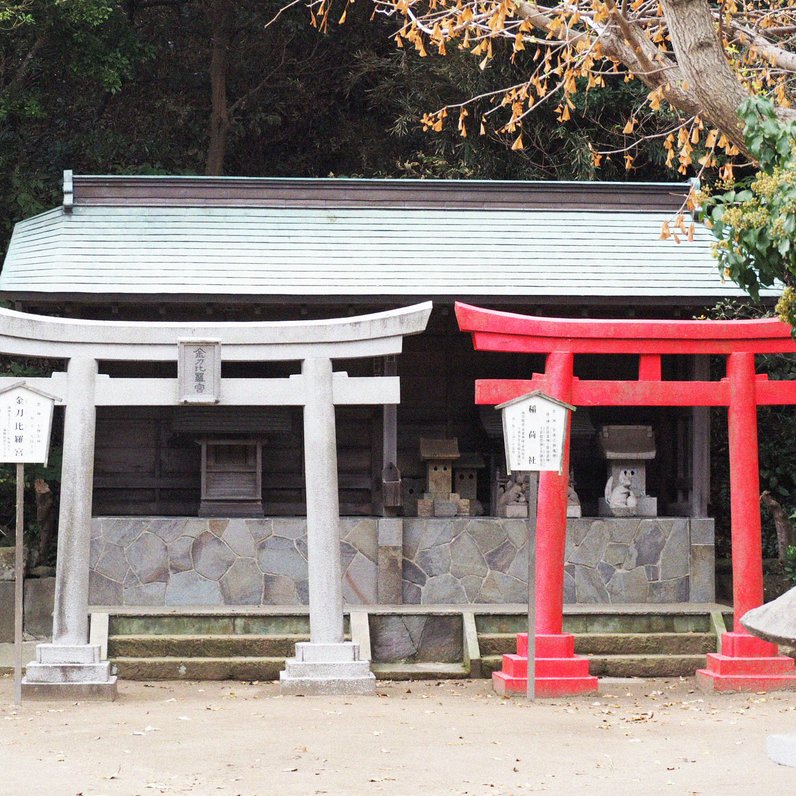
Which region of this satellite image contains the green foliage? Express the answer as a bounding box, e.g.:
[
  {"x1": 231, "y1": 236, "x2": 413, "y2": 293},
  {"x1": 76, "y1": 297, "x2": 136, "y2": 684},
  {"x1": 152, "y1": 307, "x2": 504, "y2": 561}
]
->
[
  {"x1": 703, "y1": 97, "x2": 796, "y2": 305},
  {"x1": 0, "y1": 0, "x2": 681, "y2": 261},
  {"x1": 783, "y1": 544, "x2": 796, "y2": 587}
]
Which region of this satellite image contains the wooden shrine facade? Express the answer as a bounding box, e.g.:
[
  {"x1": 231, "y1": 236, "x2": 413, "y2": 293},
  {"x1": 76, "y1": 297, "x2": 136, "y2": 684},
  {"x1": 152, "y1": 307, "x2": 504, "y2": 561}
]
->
[{"x1": 1, "y1": 173, "x2": 772, "y2": 523}]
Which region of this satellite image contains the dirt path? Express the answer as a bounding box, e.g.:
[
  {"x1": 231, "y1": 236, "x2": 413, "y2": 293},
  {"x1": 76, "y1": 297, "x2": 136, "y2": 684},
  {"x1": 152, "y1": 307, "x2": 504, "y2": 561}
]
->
[{"x1": 2, "y1": 676, "x2": 795, "y2": 795}]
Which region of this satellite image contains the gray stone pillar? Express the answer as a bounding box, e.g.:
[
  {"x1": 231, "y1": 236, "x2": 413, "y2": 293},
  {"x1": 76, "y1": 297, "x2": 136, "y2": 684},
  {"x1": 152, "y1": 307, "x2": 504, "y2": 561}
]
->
[
  {"x1": 303, "y1": 356, "x2": 344, "y2": 644},
  {"x1": 53, "y1": 357, "x2": 98, "y2": 645},
  {"x1": 23, "y1": 357, "x2": 116, "y2": 700},
  {"x1": 280, "y1": 357, "x2": 375, "y2": 695}
]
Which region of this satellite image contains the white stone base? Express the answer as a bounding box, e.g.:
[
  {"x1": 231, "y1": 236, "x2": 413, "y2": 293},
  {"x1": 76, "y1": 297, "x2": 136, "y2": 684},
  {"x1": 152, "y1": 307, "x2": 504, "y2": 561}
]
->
[
  {"x1": 768, "y1": 734, "x2": 796, "y2": 767},
  {"x1": 21, "y1": 642, "x2": 117, "y2": 698},
  {"x1": 280, "y1": 641, "x2": 376, "y2": 695}
]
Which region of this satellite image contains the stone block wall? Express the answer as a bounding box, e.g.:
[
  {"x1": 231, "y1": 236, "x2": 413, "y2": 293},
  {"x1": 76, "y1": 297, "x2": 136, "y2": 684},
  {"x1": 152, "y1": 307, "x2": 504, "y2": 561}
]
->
[
  {"x1": 89, "y1": 517, "x2": 378, "y2": 607},
  {"x1": 89, "y1": 514, "x2": 714, "y2": 607},
  {"x1": 402, "y1": 517, "x2": 715, "y2": 605}
]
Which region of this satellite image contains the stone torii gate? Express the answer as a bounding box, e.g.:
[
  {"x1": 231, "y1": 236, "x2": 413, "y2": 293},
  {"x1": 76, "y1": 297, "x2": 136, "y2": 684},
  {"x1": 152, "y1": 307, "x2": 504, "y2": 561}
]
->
[
  {"x1": 0, "y1": 303, "x2": 431, "y2": 699},
  {"x1": 456, "y1": 301, "x2": 796, "y2": 695}
]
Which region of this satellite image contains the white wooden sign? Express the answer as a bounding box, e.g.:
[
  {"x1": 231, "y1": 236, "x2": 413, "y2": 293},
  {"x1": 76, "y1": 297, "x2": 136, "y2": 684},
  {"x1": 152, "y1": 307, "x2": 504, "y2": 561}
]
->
[
  {"x1": 497, "y1": 390, "x2": 574, "y2": 474},
  {"x1": 178, "y1": 340, "x2": 221, "y2": 404},
  {"x1": 0, "y1": 383, "x2": 57, "y2": 465}
]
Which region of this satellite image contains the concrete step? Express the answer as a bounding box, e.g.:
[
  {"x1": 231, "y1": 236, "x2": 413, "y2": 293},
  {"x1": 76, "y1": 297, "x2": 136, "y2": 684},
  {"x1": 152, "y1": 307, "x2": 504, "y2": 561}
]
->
[
  {"x1": 479, "y1": 631, "x2": 716, "y2": 657},
  {"x1": 482, "y1": 653, "x2": 709, "y2": 678},
  {"x1": 371, "y1": 662, "x2": 470, "y2": 681},
  {"x1": 113, "y1": 656, "x2": 287, "y2": 681},
  {"x1": 108, "y1": 633, "x2": 308, "y2": 658}
]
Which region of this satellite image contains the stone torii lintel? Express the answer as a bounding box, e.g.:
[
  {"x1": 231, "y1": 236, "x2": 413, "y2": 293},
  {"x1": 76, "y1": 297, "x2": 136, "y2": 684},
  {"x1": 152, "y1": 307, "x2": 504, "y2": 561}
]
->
[{"x1": 0, "y1": 302, "x2": 432, "y2": 361}]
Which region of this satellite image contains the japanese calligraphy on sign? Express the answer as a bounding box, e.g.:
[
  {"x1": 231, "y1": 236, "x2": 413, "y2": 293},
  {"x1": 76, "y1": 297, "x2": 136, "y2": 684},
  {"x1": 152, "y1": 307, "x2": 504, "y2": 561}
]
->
[
  {"x1": 178, "y1": 340, "x2": 221, "y2": 404},
  {"x1": 497, "y1": 390, "x2": 574, "y2": 474},
  {"x1": 0, "y1": 383, "x2": 57, "y2": 465}
]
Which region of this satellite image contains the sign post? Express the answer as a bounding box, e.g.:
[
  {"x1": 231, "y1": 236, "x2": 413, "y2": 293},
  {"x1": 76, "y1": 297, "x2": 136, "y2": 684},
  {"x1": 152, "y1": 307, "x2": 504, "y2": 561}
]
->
[
  {"x1": 497, "y1": 390, "x2": 574, "y2": 701},
  {"x1": 0, "y1": 383, "x2": 57, "y2": 705}
]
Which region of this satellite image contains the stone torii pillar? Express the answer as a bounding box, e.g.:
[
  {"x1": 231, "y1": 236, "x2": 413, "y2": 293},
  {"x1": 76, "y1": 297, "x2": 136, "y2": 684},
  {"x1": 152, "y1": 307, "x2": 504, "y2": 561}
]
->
[
  {"x1": 0, "y1": 302, "x2": 431, "y2": 700},
  {"x1": 278, "y1": 357, "x2": 374, "y2": 694}
]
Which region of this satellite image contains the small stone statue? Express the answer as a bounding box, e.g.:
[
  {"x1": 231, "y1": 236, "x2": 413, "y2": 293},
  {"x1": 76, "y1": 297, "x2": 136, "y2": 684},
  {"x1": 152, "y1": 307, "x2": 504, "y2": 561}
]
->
[
  {"x1": 497, "y1": 475, "x2": 528, "y2": 518},
  {"x1": 498, "y1": 476, "x2": 527, "y2": 508},
  {"x1": 567, "y1": 470, "x2": 581, "y2": 518},
  {"x1": 604, "y1": 469, "x2": 638, "y2": 509}
]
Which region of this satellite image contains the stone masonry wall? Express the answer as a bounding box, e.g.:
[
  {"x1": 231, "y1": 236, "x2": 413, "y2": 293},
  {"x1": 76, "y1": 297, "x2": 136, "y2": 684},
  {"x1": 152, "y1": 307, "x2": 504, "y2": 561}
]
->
[
  {"x1": 89, "y1": 517, "x2": 378, "y2": 607},
  {"x1": 402, "y1": 517, "x2": 715, "y2": 605},
  {"x1": 90, "y1": 515, "x2": 714, "y2": 607}
]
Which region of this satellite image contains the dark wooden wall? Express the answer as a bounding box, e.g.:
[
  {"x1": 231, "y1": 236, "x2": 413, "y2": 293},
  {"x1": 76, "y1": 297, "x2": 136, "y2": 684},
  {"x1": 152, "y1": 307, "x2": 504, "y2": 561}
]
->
[{"x1": 91, "y1": 309, "x2": 696, "y2": 517}]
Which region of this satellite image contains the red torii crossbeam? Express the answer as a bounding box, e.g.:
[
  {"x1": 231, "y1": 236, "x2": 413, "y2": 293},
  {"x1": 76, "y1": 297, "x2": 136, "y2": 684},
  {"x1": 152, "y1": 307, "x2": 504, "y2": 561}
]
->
[{"x1": 456, "y1": 301, "x2": 796, "y2": 696}]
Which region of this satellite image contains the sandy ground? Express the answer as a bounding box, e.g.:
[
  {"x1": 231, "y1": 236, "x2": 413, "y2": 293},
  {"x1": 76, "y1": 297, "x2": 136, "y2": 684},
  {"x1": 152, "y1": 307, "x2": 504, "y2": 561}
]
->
[{"x1": 1, "y1": 675, "x2": 796, "y2": 796}]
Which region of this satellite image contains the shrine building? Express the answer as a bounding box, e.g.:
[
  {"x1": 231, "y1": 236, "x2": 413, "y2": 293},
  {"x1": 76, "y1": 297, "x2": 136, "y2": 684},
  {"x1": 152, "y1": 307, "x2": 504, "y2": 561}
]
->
[{"x1": 0, "y1": 173, "x2": 773, "y2": 616}]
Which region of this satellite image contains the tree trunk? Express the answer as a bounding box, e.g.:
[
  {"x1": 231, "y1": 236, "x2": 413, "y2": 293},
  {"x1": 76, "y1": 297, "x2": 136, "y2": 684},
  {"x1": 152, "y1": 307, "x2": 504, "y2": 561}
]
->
[
  {"x1": 34, "y1": 478, "x2": 57, "y2": 568},
  {"x1": 761, "y1": 491, "x2": 795, "y2": 561},
  {"x1": 205, "y1": 0, "x2": 232, "y2": 176},
  {"x1": 660, "y1": 0, "x2": 749, "y2": 154}
]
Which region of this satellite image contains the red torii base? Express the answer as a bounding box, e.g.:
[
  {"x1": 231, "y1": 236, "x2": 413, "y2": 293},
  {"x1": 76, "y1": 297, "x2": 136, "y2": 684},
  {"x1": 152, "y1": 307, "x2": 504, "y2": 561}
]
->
[{"x1": 456, "y1": 302, "x2": 796, "y2": 696}]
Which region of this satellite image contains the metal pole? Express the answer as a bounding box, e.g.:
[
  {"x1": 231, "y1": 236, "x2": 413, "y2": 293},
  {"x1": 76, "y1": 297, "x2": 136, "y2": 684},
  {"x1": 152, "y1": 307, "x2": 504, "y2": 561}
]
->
[
  {"x1": 13, "y1": 463, "x2": 24, "y2": 706},
  {"x1": 526, "y1": 471, "x2": 538, "y2": 702}
]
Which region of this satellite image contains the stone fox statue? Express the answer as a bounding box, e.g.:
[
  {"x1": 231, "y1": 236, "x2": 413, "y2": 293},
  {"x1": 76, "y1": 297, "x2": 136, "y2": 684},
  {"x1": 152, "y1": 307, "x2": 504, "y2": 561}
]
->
[
  {"x1": 604, "y1": 469, "x2": 637, "y2": 509},
  {"x1": 34, "y1": 478, "x2": 57, "y2": 567}
]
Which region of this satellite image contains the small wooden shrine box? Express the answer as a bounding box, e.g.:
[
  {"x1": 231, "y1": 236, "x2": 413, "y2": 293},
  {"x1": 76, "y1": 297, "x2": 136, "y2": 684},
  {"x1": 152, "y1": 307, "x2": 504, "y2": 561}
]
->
[{"x1": 199, "y1": 438, "x2": 264, "y2": 517}]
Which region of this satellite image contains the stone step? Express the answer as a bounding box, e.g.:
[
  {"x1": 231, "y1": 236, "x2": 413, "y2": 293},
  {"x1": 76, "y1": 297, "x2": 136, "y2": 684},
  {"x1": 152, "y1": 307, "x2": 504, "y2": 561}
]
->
[
  {"x1": 110, "y1": 614, "x2": 313, "y2": 637},
  {"x1": 477, "y1": 613, "x2": 721, "y2": 635},
  {"x1": 108, "y1": 633, "x2": 308, "y2": 658},
  {"x1": 588, "y1": 654, "x2": 710, "y2": 678},
  {"x1": 479, "y1": 631, "x2": 716, "y2": 657},
  {"x1": 113, "y1": 656, "x2": 288, "y2": 681},
  {"x1": 576, "y1": 633, "x2": 715, "y2": 656},
  {"x1": 482, "y1": 653, "x2": 708, "y2": 678},
  {"x1": 371, "y1": 662, "x2": 470, "y2": 681}
]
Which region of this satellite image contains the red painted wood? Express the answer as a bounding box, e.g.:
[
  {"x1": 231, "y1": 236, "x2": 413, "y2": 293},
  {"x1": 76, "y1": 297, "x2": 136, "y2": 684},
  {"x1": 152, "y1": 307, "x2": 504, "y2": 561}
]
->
[
  {"x1": 457, "y1": 302, "x2": 796, "y2": 692},
  {"x1": 727, "y1": 353, "x2": 765, "y2": 631},
  {"x1": 470, "y1": 330, "x2": 796, "y2": 355},
  {"x1": 456, "y1": 302, "x2": 796, "y2": 354},
  {"x1": 475, "y1": 378, "x2": 732, "y2": 407},
  {"x1": 638, "y1": 355, "x2": 662, "y2": 381},
  {"x1": 755, "y1": 379, "x2": 796, "y2": 405},
  {"x1": 535, "y1": 352, "x2": 573, "y2": 637}
]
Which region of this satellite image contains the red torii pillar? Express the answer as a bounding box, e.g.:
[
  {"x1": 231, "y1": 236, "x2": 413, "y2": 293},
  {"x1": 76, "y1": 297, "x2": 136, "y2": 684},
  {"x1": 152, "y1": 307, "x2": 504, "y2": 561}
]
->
[{"x1": 456, "y1": 302, "x2": 796, "y2": 696}]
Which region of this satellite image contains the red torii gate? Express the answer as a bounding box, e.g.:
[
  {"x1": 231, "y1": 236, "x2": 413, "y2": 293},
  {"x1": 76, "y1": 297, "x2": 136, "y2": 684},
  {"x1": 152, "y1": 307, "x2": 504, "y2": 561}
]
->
[{"x1": 456, "y1": 301, "x2": 796, "y2": 696}]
